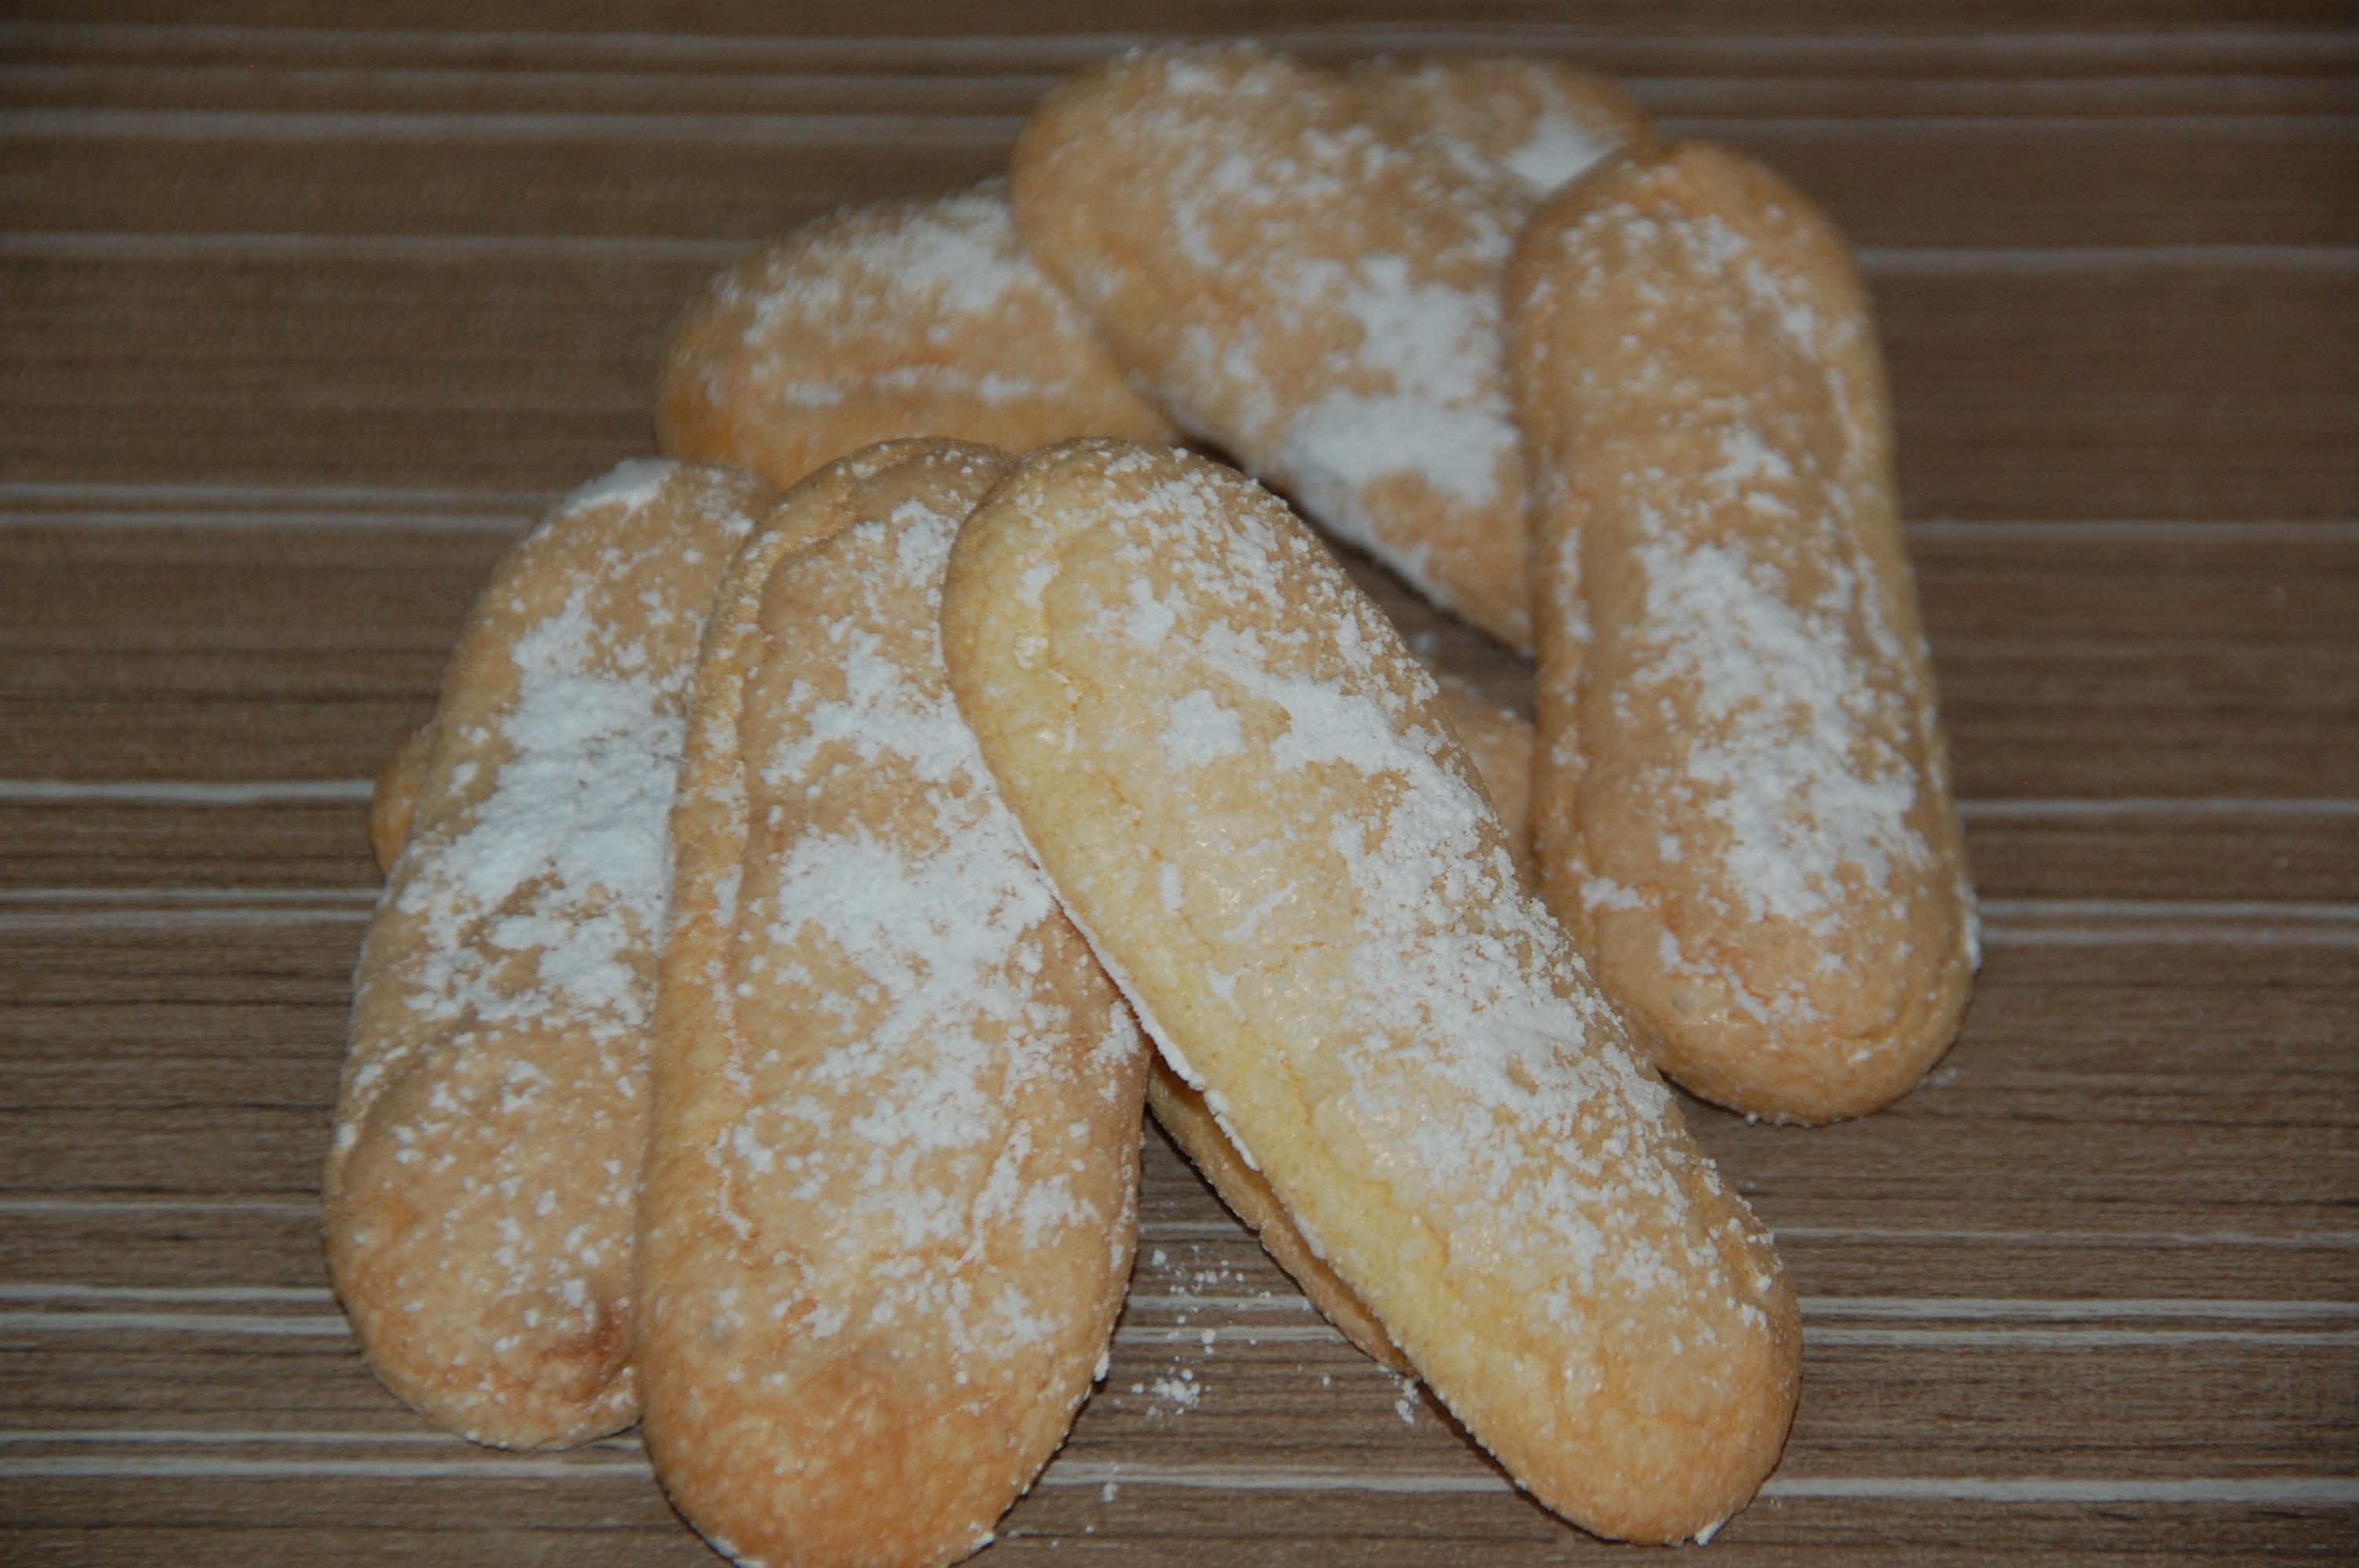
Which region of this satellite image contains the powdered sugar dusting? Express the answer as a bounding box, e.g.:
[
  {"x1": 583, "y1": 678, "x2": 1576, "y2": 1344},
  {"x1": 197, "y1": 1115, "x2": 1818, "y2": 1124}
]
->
[
  {"x1": 1022, "y1": 45, "x2": 1531, "y2": 632},
  {"x1": 394, "y1": 586, "x2": 682, "y2": 1039},
  {"x1": 1501, "y1": 113, "x2": 1618, "y2": 194},
  {"x1": 715, "y1": 183, "x2": 1122, "y2": 419},
  {"x1": 332, "y1": 463, "x2": 771, "y2": 1440},
  {"x1": 1347, "y1": 55, "x2": 1637, "y2": 205},
  {"x1": 1630, "y1": 497, "x2": 1925, "y2": 936},
  {"x1": 692, "y1": 474, "x2": 1143, "y2": 1372},
  {"x1": 1543, "y1": 171, "x2": 1944, "y2": 964},
  {"x1": 1282, "y1": 393, "x2": 1517, "y2": 532},
  {"x1": 1027, "y1": 448, "x2": 1781, "y2": 1346},
  {"x1": 555, "y1": 457, "x2": 674, "y2": 520},
  {"x1": 735, "y1": 186, "x2": 1038, "y2": 333},
  {"x1": 361, "y1": 462, "x2": 761, "y2": 1117},
  {"x1": 1511, "y1": 143, "x2": 1973, "y2": 1094},
  {"x1": 1163, "y1": 688, "x2": 1246, "y2": 766},
  {"x1": 1270, "y1": 252, "x2": 1519, "y2": 516}
]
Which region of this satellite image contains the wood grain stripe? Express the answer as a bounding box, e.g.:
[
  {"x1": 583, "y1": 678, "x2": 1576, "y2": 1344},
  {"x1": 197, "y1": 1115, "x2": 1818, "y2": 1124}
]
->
[
  {"x1": 0, "y1": 1456, "x2": 654, "y2": 1479},
  {"x1": 1656, "y1": 114, "x2": 2359, "y2": 140},
  {"x1": 2, "y1": 1452, "x2": 2350, "y2": 1507},
  {"x1": 0, "y1": 1428, "x2": 629, "y2": 1445},
  {"x1": 0, "y1": 782, "x2": 377, "y2": 804},
  {"x1": 9, "y1": 20, "x2": 2355, "y2": 71},
  {"x1": 0, "y1": 510, "x2": 540, "y2": 530},
  {"x1": 1, "y1": 108, "x2": 1027, "y2": 143},
  {"x1": 0, "y1": 482, "x2": 556, "y2": 506}
]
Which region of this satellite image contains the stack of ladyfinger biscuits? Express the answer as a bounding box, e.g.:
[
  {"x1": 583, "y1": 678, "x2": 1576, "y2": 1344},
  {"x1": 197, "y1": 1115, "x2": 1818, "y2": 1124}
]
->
[{"x1": 329, "y1": 41, "x2": 1976, "y2": 1566}]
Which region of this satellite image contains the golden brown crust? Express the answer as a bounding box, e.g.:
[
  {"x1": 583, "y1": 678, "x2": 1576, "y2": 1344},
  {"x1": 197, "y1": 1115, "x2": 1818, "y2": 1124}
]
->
[
  {"x1": 367, "y1": 722, "x2": 434, "y2": 874},
  {"x1": 656, "y1": 186, "x2": 1178, "y2": 492},
  {"x1": 1143, "y1": 1064, "x2": 1411, "y2": 1372},
  {"x1": 636, "y1": 440, "x2": 1150, "y2": 1568},
  {"x1": 1011, "y1": 45, "x2": 1545, "y2": 651},
  {"x1": 1504, "y1": 142, "x2": 1977, "y2": 1124},
  {"x1": 943, "y1": 441, "x2": 1799, "y2": 1544},
  {"x1": 326, "y1": 459, "x2": 780, "y2": 1449},
  {"x1": 1146, "y1": 669, "x2": 1531, "y2": 1371}
]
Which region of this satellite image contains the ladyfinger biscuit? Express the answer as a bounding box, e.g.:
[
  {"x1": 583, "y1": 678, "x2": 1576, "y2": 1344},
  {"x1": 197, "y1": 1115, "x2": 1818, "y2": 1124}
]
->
[
  {"x1": 942, "y1": 441, "x2": 1799, "y2": 1544},
  {"x1": 1145, "y1": 668, "x2": 1534, "y2": 1377},
  {"x1": 636, "y1": 441, "x2": 1150, "y2": 1568},
  {"x1": 1347, "y1": 56, "x2": 1650, "y2": 202},
  {"x1": 326, "y1": 459, "x2": 779, "y2": 1448},
  {"x1": 657, "y1": 185, "x2": 1178, "y2": 492},
  {"x1": 1504, "y1": 142, "x2": 1977, "y2": 1124},
  {"x1": 1012, "y1": 45, "x2": 1543, "y2": 650}
]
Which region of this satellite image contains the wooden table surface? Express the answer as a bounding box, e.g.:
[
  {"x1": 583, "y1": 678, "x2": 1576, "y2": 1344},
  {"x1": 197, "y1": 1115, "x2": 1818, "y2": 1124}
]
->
[{"x1": 4, "y1": 4, "x2": 2354, "y2": 1563}]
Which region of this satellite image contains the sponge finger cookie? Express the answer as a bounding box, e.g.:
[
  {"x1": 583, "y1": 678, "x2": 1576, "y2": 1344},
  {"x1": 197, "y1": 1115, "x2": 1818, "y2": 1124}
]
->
[
  {"x1": 1505, "y1": 142, "x2": 1976, "y2": 1123},
  {"x1": 326, "y1": 459, "x2": 778, "y2": 1448},
  {"x1": 635, "y1": 440, "x2": 1149, "y2": 1568},
  {"x1": 1012, "y1": 45, "x2": 1539, "y2": 650},
  {"x1": 657, "y1": 186, "x2": 1178, "y2": 492},
  {"x1": 1143, "y1": 668, "x2": 1534, "y2": 1375},
  {"x1": 942, "y1": 441, "x2": 1799, "y2": 1544}
]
